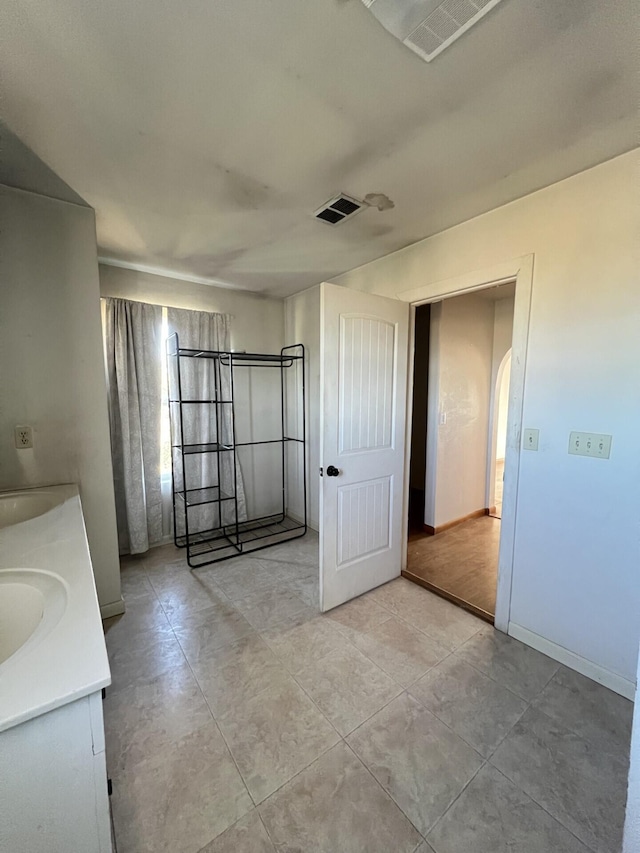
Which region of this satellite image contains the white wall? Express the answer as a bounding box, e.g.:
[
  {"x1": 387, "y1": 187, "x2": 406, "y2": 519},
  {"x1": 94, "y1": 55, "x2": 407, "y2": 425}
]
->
[
  {"x1": 487, "y1": 295, "x2": 514, "y2": 506},
  {"x1": 99, "y1": 264, "x2": 287, "y2": 522},
  {"x1": 0, "y1": 186, "x2": 121, "y2": 613},
  {"x1": 624, "y1": 641, "x2": 640, "y2": 851},
  {"x1": 99, "y1": 264, "x2": 284, "y2": 353},
  {"x1": 495, "y1": 360, "x2": 511, "y2": 459},
  {"x1": 492, "y1": 296, "x2": 515, "y2": 459},
  {"x1": 425, "y1": 292, "x2": 494, "y2": 528},
  {"x1": 284, "y1": 286, "x2": 320, "y2": 531},
  {"x1": 334, "y1": 150, "x2": 640, "y2": 689}
]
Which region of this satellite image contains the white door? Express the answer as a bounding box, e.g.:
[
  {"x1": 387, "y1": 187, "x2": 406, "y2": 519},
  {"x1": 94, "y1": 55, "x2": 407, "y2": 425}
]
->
[{"x1": 319, "y1": 282, "x2": 410, "y2": 611}]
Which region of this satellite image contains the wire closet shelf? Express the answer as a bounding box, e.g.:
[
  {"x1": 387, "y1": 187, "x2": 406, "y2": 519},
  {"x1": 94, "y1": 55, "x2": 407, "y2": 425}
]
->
[{"x1": 166, "y1": 334, "x2": 307, "y2": 568}]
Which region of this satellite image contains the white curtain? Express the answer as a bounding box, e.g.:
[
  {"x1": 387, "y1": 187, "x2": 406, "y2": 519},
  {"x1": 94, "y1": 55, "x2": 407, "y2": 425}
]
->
[
  {"x1": 103, "y1": 298, "x2": 163, "y2": 554},
  {"x1": 167, "y1": 307, "x2": 247, "y2": 536}
]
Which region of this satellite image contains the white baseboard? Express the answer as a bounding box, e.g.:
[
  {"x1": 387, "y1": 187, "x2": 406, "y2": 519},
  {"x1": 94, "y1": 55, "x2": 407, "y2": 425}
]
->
[
  {"x1": 100, "y1": 597, "x2": 125, "y2": 620},
  {"x1": 508, "y1": 622, "x2": 636, "y2": 700},
  {"x1": 284, "y1": 511, "x2": 319, "y2": 533}
]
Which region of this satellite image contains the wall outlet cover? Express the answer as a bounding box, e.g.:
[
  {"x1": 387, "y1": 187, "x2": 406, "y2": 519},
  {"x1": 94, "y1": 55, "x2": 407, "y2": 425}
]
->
[
  {"x1": 14, "y1": 425, "x2": 34, "y2": 449},
  {"x1": 523, "y1": 428, "x2": 539, "y2": 451}
]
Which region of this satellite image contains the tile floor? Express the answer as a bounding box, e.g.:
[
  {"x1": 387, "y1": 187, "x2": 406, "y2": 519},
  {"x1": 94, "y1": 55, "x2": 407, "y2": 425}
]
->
[{"x1": 104, "y1": 532, "x2": 632, "y2": 853}]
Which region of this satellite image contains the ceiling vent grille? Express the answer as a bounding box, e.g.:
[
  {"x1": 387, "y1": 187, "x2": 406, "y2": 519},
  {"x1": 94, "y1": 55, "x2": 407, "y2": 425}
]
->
[
  {"x1": 361, "y1": 0, "x2": 505, "y2": 63},
  {"x1": 314, "y1": 194, "x2": 364, "y2": 225}
]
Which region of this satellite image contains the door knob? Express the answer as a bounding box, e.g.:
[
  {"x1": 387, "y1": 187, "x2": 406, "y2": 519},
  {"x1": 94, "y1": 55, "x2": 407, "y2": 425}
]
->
[{"x1": 326, "y1": 465, "x2": 340, "y2": 477}]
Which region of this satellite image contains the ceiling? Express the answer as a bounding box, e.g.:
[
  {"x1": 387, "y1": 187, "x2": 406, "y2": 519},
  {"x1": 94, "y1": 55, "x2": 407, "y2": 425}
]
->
[{"x1": 0, "y1": 0, "x2": 636, "y2": 297}]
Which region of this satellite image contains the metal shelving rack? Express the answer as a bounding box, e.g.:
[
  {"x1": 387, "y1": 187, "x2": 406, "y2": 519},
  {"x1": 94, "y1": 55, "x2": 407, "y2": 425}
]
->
[{"x1": 167, "y1": 334, "x2": 307, "y2": 568}]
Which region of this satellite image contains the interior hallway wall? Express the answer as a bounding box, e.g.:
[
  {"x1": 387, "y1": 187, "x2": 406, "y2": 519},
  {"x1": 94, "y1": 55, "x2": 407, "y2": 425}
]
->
[
  {"x1": 284, "y1": 286, "x2": 320, "y2": 531},
  {"x1": 99, "y1": 264, "x2": 286, "y2": 524},
  {"x1": 0, "y1": 185, "x2": 121, "y2": 613},
  {"x1": 424, "y1": 292, "x2": 494, "y2": 529},
  {"x1": 487, "y1": 295, "x2": 515, "y2": 508},
  {"x1": 332, "y1": 150, "x2": 640, "y2": 691}
]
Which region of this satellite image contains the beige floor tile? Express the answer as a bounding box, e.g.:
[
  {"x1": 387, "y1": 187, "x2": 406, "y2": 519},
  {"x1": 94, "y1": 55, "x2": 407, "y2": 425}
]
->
[
  {"x1": 103, "y1": 595, "x2": 174, "y2": 656},
  {"x1": 172, "y1": 602, "x2": 254, "y2": 660},
  {"x1": 428, "y1": 764, "x2": 591, "y2": 853},
  {"x1": 533, "y1": 664, "x2": 633, "y2": 754},
  {"x1": 347, "y1": 692, "x2": 483, "y2": 836},
  {"x1": 325, "y1": 593, "x2": 393, "y2": 642},
  {"x1": 111, "y1": 721, "x2": 252, "y2": 853},
  {"x1": 295, "y1": 643, "x2": 402, "y2": 736},
  {"x1": 351, "y1": 616, "x2": 449, "y2": 687},
  {"x1": 262, "y1": 614, "x2": 349, "y2": 674},
  {"x1": 216, "y1": 675, "x2": 340, "y2": 803},
  {"x1": 197, "y1": 810, "x2": 275, "y2": 853},
  {"x1": 154, "y1": 574, "x2": 232, "y2": 623},
  {"x1": 119, "y1": 559, "x2": 155, "y2": 601},
  {"x1": 107, "y1": 632, "x2": 188, "y2": 694},
  {"x1": 370, "y1": 578, "x2": 483, "y2": 650},
  {"x1": 456, "y1": 625, "x2": 559, "y2": 701},
  {"x1": 144, "y1": 558, "x2": 189, "y2": 591},
  {"x1": 203, "y1": 557, "x2": 283, "y2": 601},
  {"x1": 258, "y1": 538, "x2": 319, "y2": 569},
  {"x1": 259, "y1": 742, "x2": 422, "y2": 853},
  {"x1": 287, "y1": 574, "x2": 319, "y2": 608},
  {"x1": 367, "y1": 577, "x2": 425, "y2": 613},
  {"x1": 103, "y1": 536, "x2": 630, "y2": 852},
  {"x1": 119, "y1": 553, "x2": 148, "y2": 570},
  {"x1": 233, "y1": 584, "x2": 315, "y2": 631},
  {"x1": 105, "y1": 663, "x2": 213, "y2": 775},
  {"x1": 491, "y1": 706, "x2": 628, "y2": 853},
  {"x1": 409, "y1": 656, "x2": 527, "y2": 756},
  {"x1": 191, "y1": 632, "x2": 290, "y2": 718},
  {"x1": 268, "y1": 559, "x2": 320, "y2": 584},
  {"x1": 141, "y1": 542, "x2": 185, "y2": 570}
]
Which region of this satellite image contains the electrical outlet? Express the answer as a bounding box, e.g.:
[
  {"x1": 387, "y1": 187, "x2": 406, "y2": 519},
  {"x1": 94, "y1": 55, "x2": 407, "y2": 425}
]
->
[
  {"x1": 14, "y1": 425, "x2": 34, "y2": 449},
  {"x1": 523, "y1": 428, "x2": 539, "y2": 451},
  {"x1": 568, "y1": 432, "x2": 612, "y2": 459}
]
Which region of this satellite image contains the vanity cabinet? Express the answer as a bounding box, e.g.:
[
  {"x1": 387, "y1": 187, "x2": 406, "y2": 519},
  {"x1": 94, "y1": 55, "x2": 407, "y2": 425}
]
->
[{"x1": 0, "y1": 690, "x2": 111, "y2": 852}]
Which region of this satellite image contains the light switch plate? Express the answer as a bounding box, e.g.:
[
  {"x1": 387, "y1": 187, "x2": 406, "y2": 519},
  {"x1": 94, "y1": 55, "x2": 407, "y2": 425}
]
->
[
  {"x1": 523, "y1": 428, "x2": 539, "y2": 451},
  {"x1": 568, "y1": 432, "x2": 612, "y2": 459}
]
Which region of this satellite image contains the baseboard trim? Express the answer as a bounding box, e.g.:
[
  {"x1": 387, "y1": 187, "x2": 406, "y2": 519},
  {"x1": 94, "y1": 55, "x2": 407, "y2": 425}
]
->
[
  {"x1": 508, "y1": 622, "x2": 636, "y2": 700},
  {"x1": 100, "y1": 598, "x2": 125, "y2": 620},
  {"x1": 424, "y1": 508, "x2": 488, "y2": 536}
]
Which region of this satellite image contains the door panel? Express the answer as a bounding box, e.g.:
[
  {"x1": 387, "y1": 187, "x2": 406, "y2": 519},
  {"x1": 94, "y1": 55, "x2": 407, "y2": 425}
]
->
[
  {"x1": 339, "y1": 316, "x2": 395, "y2": 452},
  {"x1": 320, "y1": 283, "x2": 410, "y2": 611}
]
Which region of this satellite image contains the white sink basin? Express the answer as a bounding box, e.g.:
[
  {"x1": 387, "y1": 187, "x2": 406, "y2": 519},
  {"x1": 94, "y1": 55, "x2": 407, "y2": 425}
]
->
[
  {"x1": 0, "y1": 490, "x2": 66, "y2": 529},
  {"x1": 0, "y1": 569, "x2": 67, "y2": 667}
]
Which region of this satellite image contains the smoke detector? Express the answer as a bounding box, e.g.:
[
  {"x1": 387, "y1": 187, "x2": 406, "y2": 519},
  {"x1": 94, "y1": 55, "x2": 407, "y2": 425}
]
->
[
  {"x1": 314, "y1": 194, "x2": 364, "y2": 225},
  {"x1": 361, "y1": 0, "x2": 505, "y2": 62}
]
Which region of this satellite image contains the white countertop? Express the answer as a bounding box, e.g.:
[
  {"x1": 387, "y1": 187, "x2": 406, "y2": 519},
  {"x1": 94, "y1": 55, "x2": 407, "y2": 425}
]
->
[{"x1": 0, "y1": 484, "x2": 111, "y2": 733}]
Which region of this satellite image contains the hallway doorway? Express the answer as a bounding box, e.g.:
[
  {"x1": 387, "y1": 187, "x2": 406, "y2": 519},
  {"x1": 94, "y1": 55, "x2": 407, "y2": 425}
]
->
[{"x1": 404, "y1": 282, "x2": 515, "y2": 623}]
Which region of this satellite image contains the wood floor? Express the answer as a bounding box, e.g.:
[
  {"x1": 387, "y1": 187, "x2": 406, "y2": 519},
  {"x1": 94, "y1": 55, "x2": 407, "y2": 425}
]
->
[{"x1": 404, "y1": 515, "x2": 500, "y2": 622}]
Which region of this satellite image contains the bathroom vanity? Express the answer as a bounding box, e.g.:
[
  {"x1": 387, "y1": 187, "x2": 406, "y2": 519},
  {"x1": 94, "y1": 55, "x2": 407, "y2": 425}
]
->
[{"x1": 0, "y1": 485, "x2": 112, "y2": 853}]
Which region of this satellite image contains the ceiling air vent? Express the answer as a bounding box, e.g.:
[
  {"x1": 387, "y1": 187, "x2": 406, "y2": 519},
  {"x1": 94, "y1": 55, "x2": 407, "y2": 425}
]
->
[
  {"x1": 314, "y1": 194, "x2": 364, "y2": 226},
  {"x1": 361, "y1": 0, "x2": 505, "y2": 63}
]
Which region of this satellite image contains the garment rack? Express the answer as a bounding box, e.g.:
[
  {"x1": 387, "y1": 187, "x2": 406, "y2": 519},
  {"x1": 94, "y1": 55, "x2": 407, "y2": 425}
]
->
[{"x1": 167, "y1": 335, "x2": 307, "y2": 568}]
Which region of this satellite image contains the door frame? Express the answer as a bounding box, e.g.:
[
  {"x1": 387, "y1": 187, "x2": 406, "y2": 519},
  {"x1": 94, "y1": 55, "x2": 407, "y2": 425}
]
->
[{"x1": 398, "y1": 255, "x2": 534, "y2": 632}]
